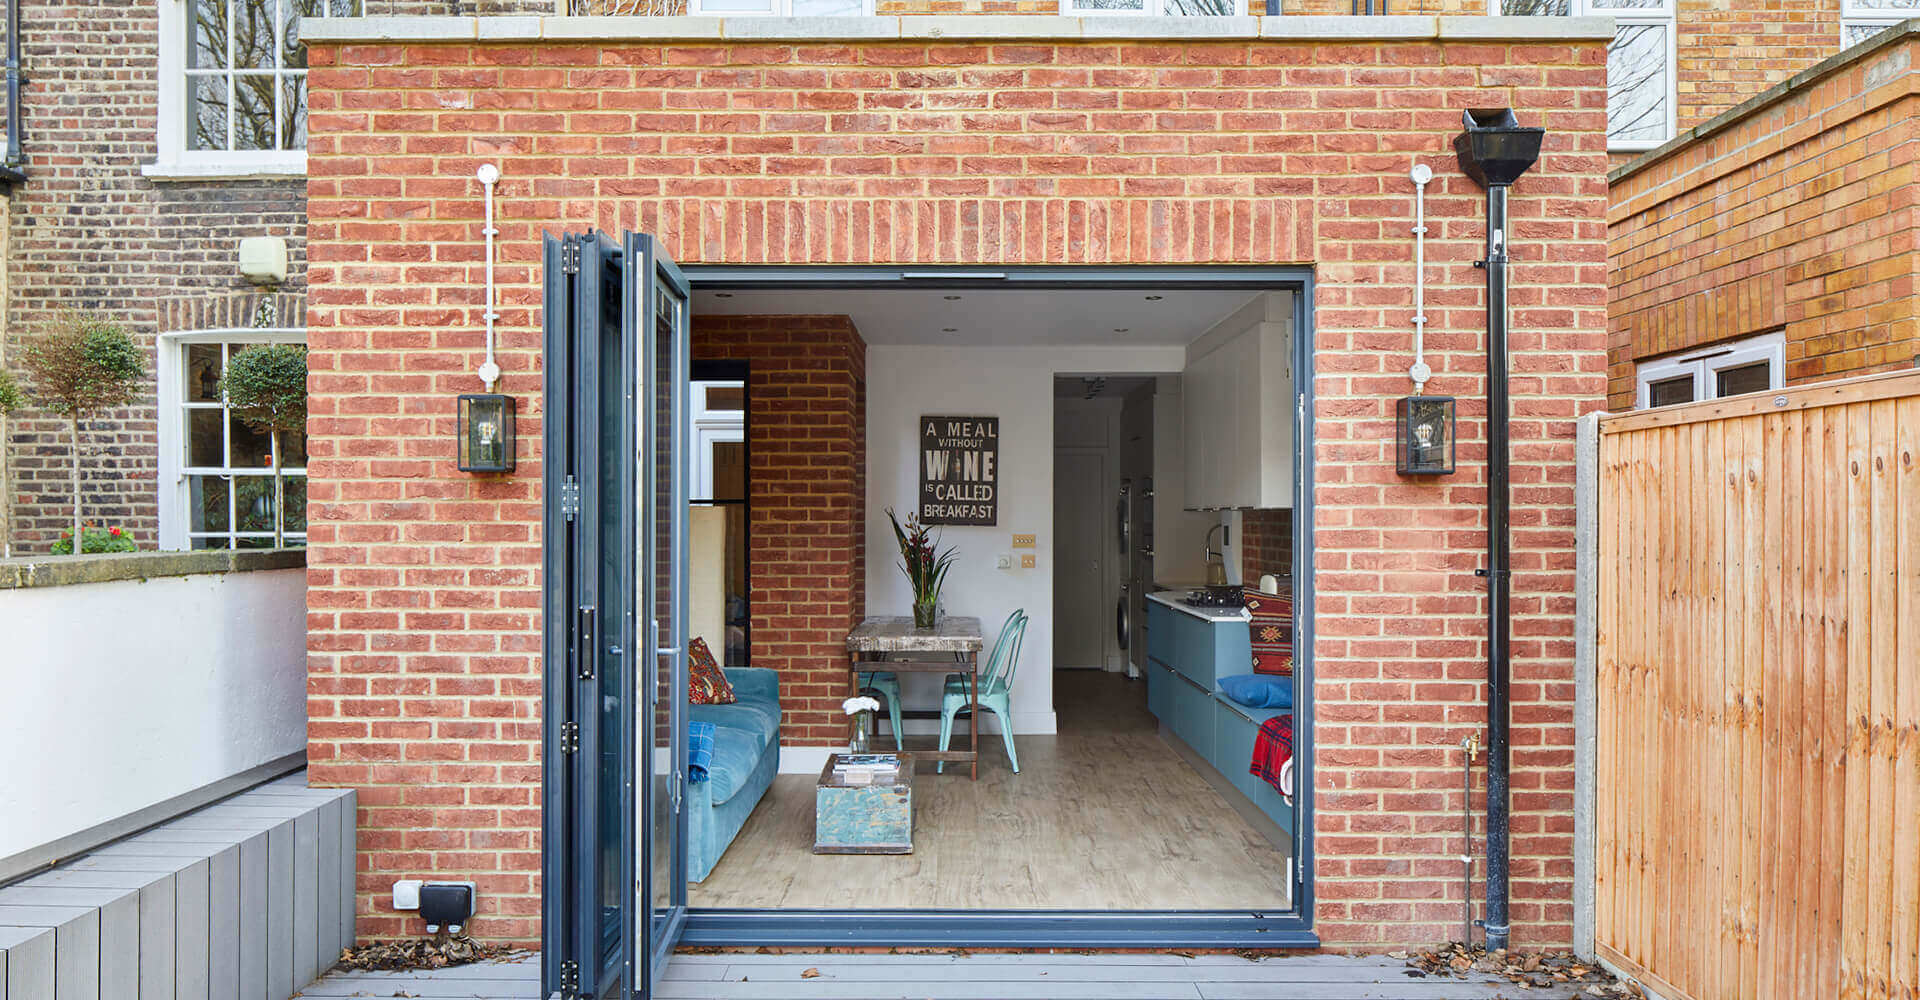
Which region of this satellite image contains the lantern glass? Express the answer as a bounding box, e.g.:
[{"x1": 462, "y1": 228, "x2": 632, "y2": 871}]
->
[
  {"x1": 1397, "y1": 395, "x2": 1455, "y2": 476},
  {"x1": 457, "y1": 394, "x2": 516, "y2": 473}
]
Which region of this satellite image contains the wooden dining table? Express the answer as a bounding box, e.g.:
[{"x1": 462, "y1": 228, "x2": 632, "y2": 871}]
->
[{"x1": 845, "y1": 616, "x2": 985, "y2": 780}]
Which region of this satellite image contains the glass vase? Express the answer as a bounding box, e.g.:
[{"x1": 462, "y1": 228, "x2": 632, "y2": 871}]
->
[
  {"x1": 913, "y1": 600, "x2": 937, "y2": 629},
  {"x1": 849, "y1": 711, "x2": 872, "y2": 754}
]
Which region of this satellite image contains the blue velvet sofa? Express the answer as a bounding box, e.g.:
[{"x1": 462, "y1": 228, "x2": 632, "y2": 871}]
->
[{"x1": 687, "y1": 667, "x2": 781, "y2": 883}]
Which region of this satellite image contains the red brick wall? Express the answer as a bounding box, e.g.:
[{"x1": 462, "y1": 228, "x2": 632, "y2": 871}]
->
[
  {"x1": 692, "y1": 314, "x2": 868, "y2": 743},
  {"x1": 1239, "y1": 507, "x2": 1291, "y2": 585},
  {"x1": 1608, "y1": 35, "x2": 1920, "y2": 411},
  {"x1": 304, "y1": 33, "x2": 1610, "y2": 950}
]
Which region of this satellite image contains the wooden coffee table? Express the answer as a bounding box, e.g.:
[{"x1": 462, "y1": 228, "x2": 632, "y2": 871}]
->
[{"x1": 813, "y1": 753, "x2": 915, "y2": 854}]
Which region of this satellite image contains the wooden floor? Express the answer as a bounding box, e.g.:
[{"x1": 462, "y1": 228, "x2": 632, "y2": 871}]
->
[
  {"x1": 689, "y1": 670, "x2": 1295, "y2": 910},
  {"x1": 298, "y1": 952, "x2": 1598, "y2": 999}
]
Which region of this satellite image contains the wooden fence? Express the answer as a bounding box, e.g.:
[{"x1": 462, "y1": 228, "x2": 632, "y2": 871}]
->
[{"x1": 1593, "y1": 369, "x2": 1920, "y2": 1000}]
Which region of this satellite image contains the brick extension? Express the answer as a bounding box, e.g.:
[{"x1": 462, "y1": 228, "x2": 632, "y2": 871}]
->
[
  {"x1": 1607, "y1": 30, "x2": 1920, "y2": 411},
  {"x1": 302, "y1": 32, "x2": 1611, "y2": 948}
]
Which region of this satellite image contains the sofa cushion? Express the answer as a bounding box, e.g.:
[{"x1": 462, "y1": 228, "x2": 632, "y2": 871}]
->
[
  {"x1": 701, "y1": 729, "x2": 767, "y2": 805},
  {"x1": 690, "y1": 700, "x2": 778, "y2": 752}
]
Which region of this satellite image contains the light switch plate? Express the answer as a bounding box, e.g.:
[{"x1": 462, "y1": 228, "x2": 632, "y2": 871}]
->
[
  {"x1": 1020, "y1": 554, "x2": 1037, "y2": 569},
  {"x1": 392, "y1": 879, "x2": 423, "y2": 910},
  {"x1": 1011, "y1": 533, "x2": 1036, "y2": 548}
]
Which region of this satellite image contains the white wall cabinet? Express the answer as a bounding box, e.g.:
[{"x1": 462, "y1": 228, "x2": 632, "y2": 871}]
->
[{"x1": 1181, "y1": 292, "x2": 1294, "y2": 510}]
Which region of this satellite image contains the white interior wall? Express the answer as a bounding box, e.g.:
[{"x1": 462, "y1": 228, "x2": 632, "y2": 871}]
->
[{"x1": 865, "y1": 344, "x2": 1185, "y2": 735}]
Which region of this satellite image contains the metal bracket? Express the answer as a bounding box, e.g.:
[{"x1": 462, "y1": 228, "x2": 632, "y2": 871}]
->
[
  {"x1": 559, "y1": 476, "x2": 581, "y2": 519},
  {"x1": 558, "y1": 722, "x2": 580, "y2": 754}
]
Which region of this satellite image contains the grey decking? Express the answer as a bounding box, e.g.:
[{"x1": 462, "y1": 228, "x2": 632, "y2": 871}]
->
[
  {"x1": 299, "y1": 951, "x2": 1596, "y2": 999},
  {"x1": 0, "y1": 772, "x2": 354, "y2": 1000}
]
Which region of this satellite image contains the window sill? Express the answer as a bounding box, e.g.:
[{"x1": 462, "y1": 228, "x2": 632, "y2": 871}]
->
[{"x1": 142, "y1": 158, "x2": 307, "y2": 181}]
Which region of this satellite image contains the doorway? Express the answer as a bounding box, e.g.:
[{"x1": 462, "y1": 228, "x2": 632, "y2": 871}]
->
[{"x1": 541, "y1": 247, "x2": 1321, "y2": 991}]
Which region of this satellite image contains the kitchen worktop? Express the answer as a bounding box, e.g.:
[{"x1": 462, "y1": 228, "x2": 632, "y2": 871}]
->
[{"x1": 1145, "y1": 588, "x2": 1251, "y2": 623}]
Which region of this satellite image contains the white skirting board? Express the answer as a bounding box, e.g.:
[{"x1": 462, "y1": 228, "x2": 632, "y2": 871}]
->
[{"x1": 775, "y1": 711, "x2": 1056, "y2": 775}]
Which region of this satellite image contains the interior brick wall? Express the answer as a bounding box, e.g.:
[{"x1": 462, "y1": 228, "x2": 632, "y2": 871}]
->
[
  {"x1": 304, "y1": 33, "x2": 1609, "y2": 949},
  {"x1": 0, "y1": 0, "x2": 307, "y2": 554},
  {"x1": 1239, "y1": 507, "x2": 1291, "y2": 584},
  {"x1": 1607, "y1": 34, "x2": 1920, "y2": 411},
  {"x1": 692, "y1": 314, "x2": 869, "y2": 744}
]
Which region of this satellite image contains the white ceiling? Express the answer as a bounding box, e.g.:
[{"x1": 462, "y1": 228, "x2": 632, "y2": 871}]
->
[{"x1": 691, "y1": 287, "x2": 1262, "y2": 347}]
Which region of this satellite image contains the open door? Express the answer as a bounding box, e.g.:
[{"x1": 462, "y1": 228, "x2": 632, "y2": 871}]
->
[{"x1": 542, "y1": 230, "x2": 692, "y2": 999}]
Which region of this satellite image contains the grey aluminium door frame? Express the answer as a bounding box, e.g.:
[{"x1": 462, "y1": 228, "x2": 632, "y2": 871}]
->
[{"x1": 676, "y1": 263, "x2": 1321, "y2": 950}]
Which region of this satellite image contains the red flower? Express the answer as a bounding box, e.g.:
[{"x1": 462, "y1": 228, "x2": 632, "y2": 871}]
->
[{"x1": 110, "y1": 528, "x2": 122, "y2": 537}]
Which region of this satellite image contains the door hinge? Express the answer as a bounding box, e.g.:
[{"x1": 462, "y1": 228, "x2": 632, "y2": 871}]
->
[
  {"x1": 559, "y1": 475, "x2": 581, "y2": 520},
  {"x1": 560, "y1": 239, "x2": 582, "y2": 275},
  {"x1": 559, "y1": 722, "x2": 580, "y2": 754},
  {"x1": 558, "y1": 959, "x2": 580, "y2": 995}
]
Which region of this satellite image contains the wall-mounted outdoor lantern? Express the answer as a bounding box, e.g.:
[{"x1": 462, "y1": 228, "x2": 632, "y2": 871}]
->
[
  {"x1": 457, "y1": 393, "x2": 516, "y2": 473},
  {"x1": 1395, "y1": 395, "x2": 1455, "y2": 475}
]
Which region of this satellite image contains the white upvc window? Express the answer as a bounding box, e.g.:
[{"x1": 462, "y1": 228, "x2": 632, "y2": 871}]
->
[
  {"x1": 1634, "y1": 330, "x2": 1785, "y2": 409},
  {"x1": 148, "y1": 0, "x2": 360, "y2": 179},
  {"x1": 1840, "y1": 0, "x2": 1916, "y2": 47},
  {"x1": 688, "y1": 0, "x2": 874, "y2": 15},
  {"x1": 1057, "y1": 0, "x2": 1244, "y2": 13},
  {"x1": 157, "y1": 329, "x2": 308, "y2": 550},
  {"x1": 690, "y1": 381, "x2": 744, "y2": 501},
  {"x1": 1493, "y1": 0, "x2": 1677, "y2": 152}
]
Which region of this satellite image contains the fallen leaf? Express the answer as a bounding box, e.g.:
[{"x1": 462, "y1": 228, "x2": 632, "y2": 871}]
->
[{"x1": 800, "y1": 968, "x2": 822, "y2": 979}]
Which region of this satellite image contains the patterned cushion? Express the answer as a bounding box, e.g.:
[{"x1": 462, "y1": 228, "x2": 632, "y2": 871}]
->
[
  {"x1": 688, "y1": 637, "x2": 737, "y2": 705},
  {"x1": 1243, "y1": 588, "x2": 1293, "y2": 676}
]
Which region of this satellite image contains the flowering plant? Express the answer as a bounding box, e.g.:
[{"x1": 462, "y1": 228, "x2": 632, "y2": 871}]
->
[
  {"x1": 842, "y1": 695, "x2": 882, "y2": 716},
  {"x1": 886, "y1": 507, "x2": 956, "y2": 627},
  {"x1": 51, "y1": 524, "x2": 136, "y2": 555}
]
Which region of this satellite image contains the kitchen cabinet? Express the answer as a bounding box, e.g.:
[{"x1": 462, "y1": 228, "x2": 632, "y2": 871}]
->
[{"x1": 1181, "y1": 292, "x2": 1294, "y2": 510}]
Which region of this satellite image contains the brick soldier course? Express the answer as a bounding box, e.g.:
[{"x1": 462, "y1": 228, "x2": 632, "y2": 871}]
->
[{"x1": 301, "y1": 17, "x2": 1611, "y2": 948}]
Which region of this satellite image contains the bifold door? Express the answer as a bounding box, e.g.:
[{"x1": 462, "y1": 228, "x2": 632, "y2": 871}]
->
[{"x1": 542, "y1": 230, "x2": 693, "y2": 1000}]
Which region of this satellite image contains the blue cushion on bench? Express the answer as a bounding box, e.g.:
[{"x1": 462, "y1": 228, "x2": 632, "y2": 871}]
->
[{"x1": 1218, "y1": 673, "x2": 1293, "y2": 710}]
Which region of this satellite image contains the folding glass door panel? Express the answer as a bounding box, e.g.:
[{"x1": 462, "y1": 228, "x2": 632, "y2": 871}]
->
[{"x1": 543, "y1": 230, "x2": 691, "y2": 1000}]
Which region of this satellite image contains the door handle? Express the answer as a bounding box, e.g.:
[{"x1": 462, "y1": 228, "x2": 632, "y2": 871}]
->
[{"x1": 576, "y1": 606, "x2": 597, "y2": 680}]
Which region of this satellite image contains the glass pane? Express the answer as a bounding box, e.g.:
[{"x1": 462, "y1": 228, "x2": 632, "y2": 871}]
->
[
  {"x1": 1500, "y1": 0, "x2": 1571, "y2": 13},
  {"x1": 186, "y1": 344, "x2": 223, "y2": 402},
  {"x1": 653, "y1": 275, "x2": 686, "y2": 927},
  {"x1": 283, "y1": 476, "x2": 308, "y2": 532},
  {"x1": 696, "y1": 0, "x2": 773, "y2": 11},
  {"x1": 708, "y1": 441, "x2": 745, "y2": 502},
  {"x1": 282, "y1": 74, "x2": 306, "y2": 150},
  {"x1": 280, "y1": 424, "x2": 308, "y2": 468},
  {"x1": 187, "y1": 408, "x2": 226, "y2": 467},
  {"x1": 285, "y1": 0, "x2": 317, "y2": 69},
  {"x1": 232, "y1": 74, "x2": 276, "y2": 151},
  {"x1": 703, "y1": 385, "x2": 744, "y2": 412},
  {"x1": 1161, "y1": 0, "x2": 1238, "y2": 12},
  {"x1": 1844, "y1": 21, "x2": 1896, "y2": 45},
  {"x1": 235, "y1": 0, "x2": 276, "y2": 69},
  {"x1": 237, "y1": 536, "x2": 278, "y2": 549},
  {"x1": 790, "y1": 0, "x2": 863, "y2": 13},
  {"x1": 190, "y1": 536, "x2": 231, "y2": 550},
  {"x1": 1715, "y1": 361, "x2": 1772, "y2": 399},
  {"x1": 1854, "y1": 0, "x2": 1920, "y2": 9},
  {"x1": 235, "y1": 477, "x2": 277, "y2": 531},
  {"x1": 187, "y1": 0, "x2": 227, "y2": 70},
  {"x1": 188, "y1": 475, "x2": 231, "y2": 532},
  {"x1": 1588, "y1": 0, "x2": 1663, "y2": 8},
  {"x1": 231, "y1": 417, "x2": 273, "y2": 468},
  {"x1": 1071, "y1": 0, "x2": 1148, "y2": 9},
  {"x1": 328, "y1": 0, "x2": 361, "y2": 15},
  {"x1": 186, "y1": 74, "x2": 230, "y2": 151},
  {"x1": 1649, "y1": 375, "x2": 1695, "y2": 408},
  {"x1": 1608, "y1": 23, "x2": 1670, "y2": 145}
]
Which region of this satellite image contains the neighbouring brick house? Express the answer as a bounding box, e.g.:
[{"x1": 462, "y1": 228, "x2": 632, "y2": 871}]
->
[
  {"x1": 299, "y1": 12, "x2": 1613, "y2": 956},
  {"x1": 1607, "y1": 25, "x2": 1920, "y2": 411}
]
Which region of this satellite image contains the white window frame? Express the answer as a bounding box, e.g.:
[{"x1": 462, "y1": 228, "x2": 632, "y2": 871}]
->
[
  {"x1": 1055, "y1": 0, "x2": 1249, "y2": 15},
  {"x1": 687, "y1": 0, "x2": 876, "y2": 16},
  {"x1": 690, "y1": 380, "x2": 744, "y2": 501},
  {"x1": 1839, "y1": 0, "x2": 1909, "y2": 48},
  {"x1": 157, "y1": 328, "x2": 308, "y2": 550},
  {"x1": 1487, "y1": 0, "x2": 1677, "y2": 153},
  {"x1": 147, "y1": 0, "x2": 349, "y2": 179},
  {"x1": 1634, "y1": 330, "x2": 1785, "y2": 409}
]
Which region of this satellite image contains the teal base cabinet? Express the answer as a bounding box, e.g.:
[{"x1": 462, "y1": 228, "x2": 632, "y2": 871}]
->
[{"x1": 1144, "y1": 601, "x2": 1294, "y2": 841}]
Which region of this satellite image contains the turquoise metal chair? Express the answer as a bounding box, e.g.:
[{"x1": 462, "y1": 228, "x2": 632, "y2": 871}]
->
[
  {"x1": 937, "y1": 610, "x2": 1028, "y2": 774},
  {"x1": 859, "y1": 663, "x2": 905, "y2": 750}
]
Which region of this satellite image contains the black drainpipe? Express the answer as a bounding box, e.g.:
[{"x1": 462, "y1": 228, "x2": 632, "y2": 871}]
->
[{"x1": 1453, "y1": 108, "x2": 1542, "y2": 955}]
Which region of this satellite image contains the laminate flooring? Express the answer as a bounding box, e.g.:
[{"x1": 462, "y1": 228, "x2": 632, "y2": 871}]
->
[{"x1": 687, "y1": 670, "x2": 1296, "y2": 910}]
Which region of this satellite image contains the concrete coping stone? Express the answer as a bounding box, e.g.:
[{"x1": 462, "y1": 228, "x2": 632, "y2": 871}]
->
[
  {"x1": 302, "y1": 12, "x2": 1617, "y2": 44},
  {"x1": 0, "y1": 547, "x2": 305, "y2": 591},
  {"x1": 1610, "y1": 19, "x2": 1918, "y2": 184}
]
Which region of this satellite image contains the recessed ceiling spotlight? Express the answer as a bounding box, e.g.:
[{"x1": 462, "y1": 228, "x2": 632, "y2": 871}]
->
[
  {"x1": 1113, "y1": 328, "x2": 1130, "y2": 333},
  {"x1": 942, "y1": 327, "x2": 958, "y2": 333},
  {"x1": 714, "y1": 292, "x2": 733, "y2": 298},
  {"x1": 1144, "y1": 295, "x2": 1163, "y2": 301},
  {"x1": 943, "y1": 295, "x2": 962, "y2": 301}
]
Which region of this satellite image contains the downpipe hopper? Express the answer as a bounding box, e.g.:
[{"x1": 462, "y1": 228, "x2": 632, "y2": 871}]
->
[{"x1": 1453, "y1": 107, "x2": 1543, "y2": 956}]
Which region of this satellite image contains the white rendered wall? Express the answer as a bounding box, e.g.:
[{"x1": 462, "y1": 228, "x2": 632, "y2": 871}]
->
[
  {"x1": 0, "y1": 567, "x2": 307, "y2": 860},
  {"x1": 864, "y1": 344, "x2": 1186, "y2": 736}
]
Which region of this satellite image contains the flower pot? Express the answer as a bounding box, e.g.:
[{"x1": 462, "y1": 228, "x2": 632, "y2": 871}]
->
[{"x1": 913, "y1": 601, "x2": 937, "y2": 629}]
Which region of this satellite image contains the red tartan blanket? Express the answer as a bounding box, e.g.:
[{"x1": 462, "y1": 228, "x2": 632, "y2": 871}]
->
[{"x1": 1250, "y1": 714, "x2": 1294, "y2": 795}]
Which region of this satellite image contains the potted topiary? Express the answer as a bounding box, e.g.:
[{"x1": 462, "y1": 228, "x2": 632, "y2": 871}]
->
[
  {"x1": 218, "y1": 344, "x2": 307, "y2": 548},
  {"x1": 17, "y1": 312, "x2": 146, "y2": 556}
]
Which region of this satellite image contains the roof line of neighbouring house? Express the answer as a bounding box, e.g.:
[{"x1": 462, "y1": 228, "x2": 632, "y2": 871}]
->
[
  {"x1": 300, "y1": 13, "x2": 1616, "y2": 45},
  {"x1": 1610, "y1": 19, "x2": 1920, "y2": 186}
]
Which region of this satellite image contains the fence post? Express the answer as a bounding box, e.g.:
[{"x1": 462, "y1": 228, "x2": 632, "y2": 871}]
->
[{"x1": 1573, "y1": 411, "x2": 1600, "y2": 962}]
